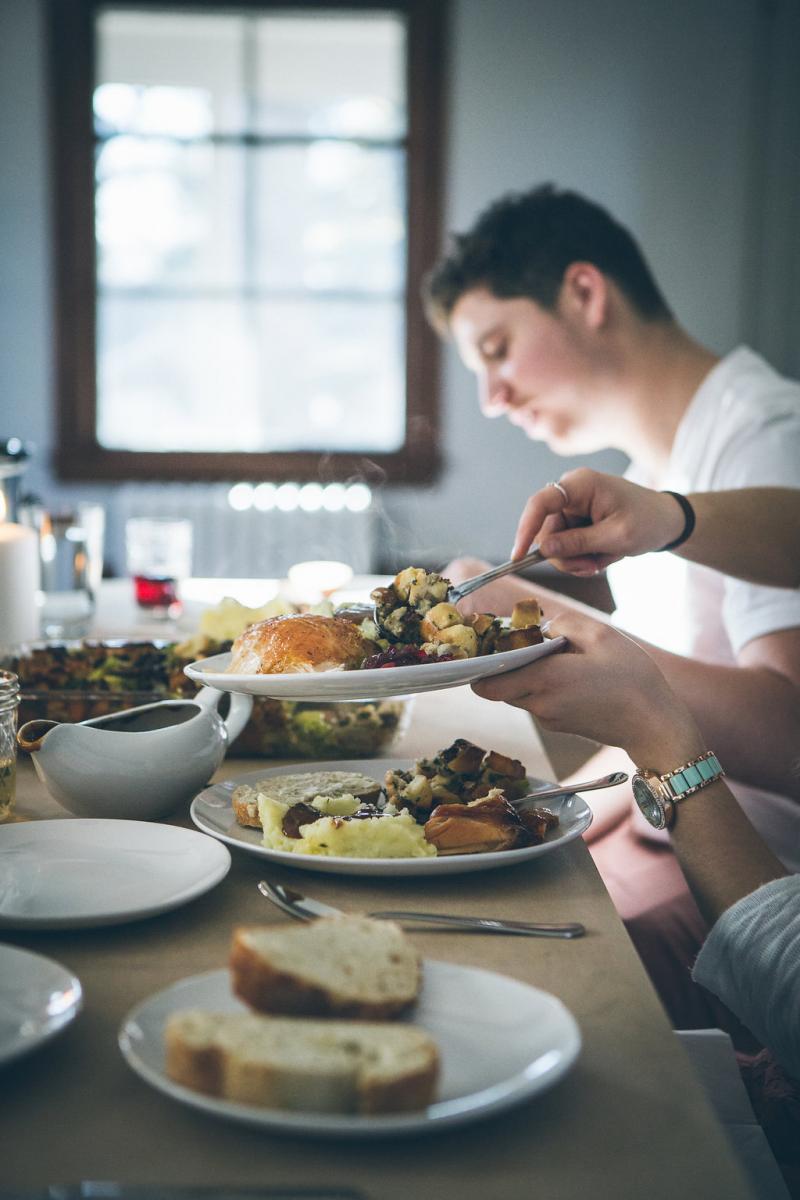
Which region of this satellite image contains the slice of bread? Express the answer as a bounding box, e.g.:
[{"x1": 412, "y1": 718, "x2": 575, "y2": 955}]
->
[
  {"x1": 232, "y1": 770, "x2": 382, "y2": 828},
  {"x1": 230, "y1": 916, "x2": 420, "y2": 1019},
  {"x1": 164, "y1": 1010, "x2": 438, "y2": 1115}
]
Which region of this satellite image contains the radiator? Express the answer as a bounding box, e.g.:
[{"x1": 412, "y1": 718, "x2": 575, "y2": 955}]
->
[{"x1": 108, "y1": 484, "x2": 376, "y2": 578}]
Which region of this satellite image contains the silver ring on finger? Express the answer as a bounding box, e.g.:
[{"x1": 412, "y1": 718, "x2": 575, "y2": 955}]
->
[{"x1": 548, "y1": 480, "x2": 569, "y2": 505}]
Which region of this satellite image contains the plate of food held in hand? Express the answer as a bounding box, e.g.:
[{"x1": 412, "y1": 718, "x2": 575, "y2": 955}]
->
[
  {"x1": 119, "y1": 914, "x2": 581, "y2": 1136},
  {"x1": 190, "y1": 739, "x2": 592, "y2": 876},
  {"x1": 183, "y1": 567, "x2": 566, "y2": 701}
]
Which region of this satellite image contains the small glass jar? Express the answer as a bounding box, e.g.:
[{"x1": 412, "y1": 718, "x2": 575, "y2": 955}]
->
[{"x1": 0, "y1": 669, "x2": 20, "y2": 822}]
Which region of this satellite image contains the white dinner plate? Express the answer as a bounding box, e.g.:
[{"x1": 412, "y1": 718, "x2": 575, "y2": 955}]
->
[
  {"x1": 183, "y1": 636, "x2": 567, "y2": 702},
  {"x1": 119, "y1": 961, "x2": 580, "y2": 1138},
  {"x1": 0, "y1": 820, "x2": 231, "y2": 929},
  {"x1": 0, "y1": 944, "x2": 83, "y2": 1066},
  {"x1": 190, "y1": 758, "x2": 592, "y2": 877}
]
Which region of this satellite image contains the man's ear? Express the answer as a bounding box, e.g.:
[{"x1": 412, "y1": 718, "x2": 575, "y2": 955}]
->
[{"x1": 560, "y1": 262, "x2": 609, "y2": 330}]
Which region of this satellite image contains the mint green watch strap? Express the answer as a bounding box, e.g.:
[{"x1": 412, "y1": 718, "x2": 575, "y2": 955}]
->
[{"x1": 662, "y1": 752, "x2": 724, "y2": 800}]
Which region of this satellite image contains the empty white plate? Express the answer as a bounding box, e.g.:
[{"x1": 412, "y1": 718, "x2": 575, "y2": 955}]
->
[
  {"x1": 184, "y1": 637, "x2": 567, "y2": 702},
  {"x1": 0, "y1": 820, "x2": 231, "y2": 929},
  {"x1": 119, "y1": 960, "x2": 581, "y2": 1138},
  {"x1": 0, "y1": 944, "x2": 83, "y2": 1066}
]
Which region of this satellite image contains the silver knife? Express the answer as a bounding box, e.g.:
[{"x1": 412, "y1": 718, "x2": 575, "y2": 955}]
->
[{"x1": 258, "y1": 880, "x2": 585, "y2": 939}]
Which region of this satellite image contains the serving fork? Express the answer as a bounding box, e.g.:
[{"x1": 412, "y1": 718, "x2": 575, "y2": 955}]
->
[
  {"x1": 444, "y1": 545, "x2": 546, "y2": 604},
  {"x1": 335, "y1": 546, "x2": 549, "y2": 629},
  {"x1": 257, "y1": 880, "x2": 585, "y2": 939}
]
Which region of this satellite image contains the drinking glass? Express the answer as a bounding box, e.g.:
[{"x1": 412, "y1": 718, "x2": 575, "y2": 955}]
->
[
  {"x1": 38, "y1": 507, "x2": 105, "y2": 639},
  {"x1": 17, "y1": 502, "x2": 105, "y2": 641},
  {"x1": 126, "y1": 518, "x2": 193, "y2": 617}
]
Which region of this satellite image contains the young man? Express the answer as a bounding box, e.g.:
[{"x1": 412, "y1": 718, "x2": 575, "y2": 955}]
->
[{"x1": 424, "y1": 184, "x2": 800, "y2": 1034}]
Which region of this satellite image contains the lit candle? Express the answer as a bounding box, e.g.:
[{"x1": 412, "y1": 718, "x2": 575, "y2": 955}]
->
[{"x1": 0, "y1": 496, "x2": 40, "y2": 651}]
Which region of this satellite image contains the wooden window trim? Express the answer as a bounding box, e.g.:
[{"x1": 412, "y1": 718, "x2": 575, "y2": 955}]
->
[{"x1": 47, "y1": 0, "x2": 446, "y2": 484}]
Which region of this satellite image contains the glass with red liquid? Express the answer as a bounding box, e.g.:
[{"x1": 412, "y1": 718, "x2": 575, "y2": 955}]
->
[
  {"x1": 133, "y1": 573, "x2": 180, "y2": 611},
  {"x1": 125, "y1": 518, "x2": 193, "y2": 618}
]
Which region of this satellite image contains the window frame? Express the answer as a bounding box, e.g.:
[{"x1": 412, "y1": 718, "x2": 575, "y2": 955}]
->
[{"x1": 47, "y1": 0, "x2": 446, "y2": 484}]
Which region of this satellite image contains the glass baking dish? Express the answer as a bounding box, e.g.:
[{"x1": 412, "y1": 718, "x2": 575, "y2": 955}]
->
[{"x1": 9, "y1": 640, "x2": 408, "y2": 759}]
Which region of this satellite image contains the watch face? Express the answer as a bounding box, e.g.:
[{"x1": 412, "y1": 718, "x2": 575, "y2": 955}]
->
[{"x1": 632, "y1": 776, "x2": 665, "y2": 829}]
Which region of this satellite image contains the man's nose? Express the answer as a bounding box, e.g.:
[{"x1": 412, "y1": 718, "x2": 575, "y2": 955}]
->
[{"x1": 479, "y1": 374, "x2": 513, "y2": 418}]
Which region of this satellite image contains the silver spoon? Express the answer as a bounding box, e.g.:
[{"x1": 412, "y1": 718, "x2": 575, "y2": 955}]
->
[
  {"x1": 257, "y1": 880, "x2": 585, "y2": 939},
  {"x1": 511, "y1": 770, "x2": 629, "y2": 810}
]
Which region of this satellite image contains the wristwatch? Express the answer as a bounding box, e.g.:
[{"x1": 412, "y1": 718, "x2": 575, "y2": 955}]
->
[{"x1": 631, "y1": 751, "x2": 724, "y2": 830}]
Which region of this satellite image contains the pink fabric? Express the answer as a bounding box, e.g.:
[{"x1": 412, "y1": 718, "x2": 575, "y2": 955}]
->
[{"x1": 589, "y1": 816, "x2": 762, "y2": 1052}]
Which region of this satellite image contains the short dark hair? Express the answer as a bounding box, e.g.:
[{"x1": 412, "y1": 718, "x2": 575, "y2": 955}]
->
[{"x1": 423, "y1": 183, "x2": 672, "y2": 332}]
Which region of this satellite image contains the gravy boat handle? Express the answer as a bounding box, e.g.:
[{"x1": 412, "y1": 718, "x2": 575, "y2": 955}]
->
[{"x1": 195, "y1": 685, "x2": 253, "y2": 744}]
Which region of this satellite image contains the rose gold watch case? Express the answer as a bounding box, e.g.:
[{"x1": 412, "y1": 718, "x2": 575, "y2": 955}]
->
[{"x1": 632, "y1": 768, "x2": 675, "y2": 831}]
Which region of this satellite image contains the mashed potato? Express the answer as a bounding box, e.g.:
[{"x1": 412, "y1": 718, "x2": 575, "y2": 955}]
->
[
  {"x1": 199, "y1": 595, "x2": 297, "y2": 642},
  {"x1": 258, "y1": 793, "x2": 436, "y2": 859}
]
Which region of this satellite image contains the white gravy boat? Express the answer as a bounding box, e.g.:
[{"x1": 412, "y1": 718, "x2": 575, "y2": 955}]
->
[{"x1": 17, "y1": 687, "x2": 253, "y2": 820}]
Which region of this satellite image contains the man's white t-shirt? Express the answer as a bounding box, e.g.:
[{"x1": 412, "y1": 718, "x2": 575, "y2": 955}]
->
[{"x1": 607, "y1": 347, "x2": 800, "y2": 871}]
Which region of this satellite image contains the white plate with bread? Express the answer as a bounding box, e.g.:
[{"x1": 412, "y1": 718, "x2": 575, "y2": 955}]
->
[
  {"x1": 184, "y1": 636, "x2": 566, "y2": 702},
  {"x1": 190, "y1": 758, "x2": 593, "y2": 876},
  {"x1": 119, "y1": 916, "x2": 581, "y2": 1137}
]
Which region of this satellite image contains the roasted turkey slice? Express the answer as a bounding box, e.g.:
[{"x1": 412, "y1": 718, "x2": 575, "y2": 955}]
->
[{"x1": 423, "y1": 791, "x2": 544, "y2": 856}]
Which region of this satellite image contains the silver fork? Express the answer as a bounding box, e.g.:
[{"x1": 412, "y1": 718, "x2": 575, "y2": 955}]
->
[
  {"x1": 258, "y1": 880, "x2": 585, "y2": 939},
  {"x1": 446, "y1": 546, "x2": 545, "y2": 604}
]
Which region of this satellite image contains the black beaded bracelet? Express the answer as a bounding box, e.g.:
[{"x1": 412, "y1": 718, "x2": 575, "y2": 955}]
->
[{"x1": 658, "y1": 491, "x2": 696, "y2": 551}]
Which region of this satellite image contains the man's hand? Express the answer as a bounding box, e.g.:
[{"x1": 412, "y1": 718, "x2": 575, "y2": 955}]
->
[{"x1": 511, "y1": 469, "x2": 684, "y2": 574}]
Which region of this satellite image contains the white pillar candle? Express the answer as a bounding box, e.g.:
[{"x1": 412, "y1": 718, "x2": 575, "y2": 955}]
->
[{"x1": 0, "y1": 521, "x2": 40, "y2": 650}]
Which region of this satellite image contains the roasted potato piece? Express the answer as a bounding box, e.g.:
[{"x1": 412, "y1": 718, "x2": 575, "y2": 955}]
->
[
  {"x1": 483, "y1": 749, "x2": 527, "y2": 779},
  {"x1": 467, "y1": 612, "x2": 496, "y2": 637},
  {"x1": 495, "y1": 625, "x2": 544, "y2": 652},
  {"x1": 434, "y1": 624, "x2": 479, "y2": 658},
  {"x1": 393, "y1": 567, "x2": 448, "y2": 609},
  {"x1": 393, "y1": 567, "x2": 429, "y2": 603},
  {"x1": 439, "y1": 738, "x2": 486, "y2": 775},
  {"x1": 420, "y1": 602, "x2": 462, "y2": 640},
  {"x1": 511, "y1": 599, "x2": 544, "y2": 629}
]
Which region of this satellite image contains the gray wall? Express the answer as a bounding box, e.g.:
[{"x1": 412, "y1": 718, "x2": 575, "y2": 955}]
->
[{"x1": 2, "y1": 0, "x2": 799, "y2": 571}]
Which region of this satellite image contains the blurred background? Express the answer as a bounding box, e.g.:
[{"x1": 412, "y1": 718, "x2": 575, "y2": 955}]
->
[{"x1": 1, "y1": 0, "x2": 798, "y2": 581}]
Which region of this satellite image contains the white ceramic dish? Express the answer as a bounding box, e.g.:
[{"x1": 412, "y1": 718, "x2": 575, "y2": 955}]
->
[
  {"x1": 119, "y1": 961, "x2": 581, "y2": 1138},
  {"x1": 0, "y1": 820, "x2": 231, "y2": 929},
  {"x1": 0, "y1": 944, "x2": 83, "y2": 1066},
  {"x1": 190, "y1": 758, "x2": 592, "y2": 877},
  {"x1": 183, "y1": 636, "x2": 567, "y2": 702},
  {"x1": 18, "y1": 687, "x2": 253, "y2": 820}
]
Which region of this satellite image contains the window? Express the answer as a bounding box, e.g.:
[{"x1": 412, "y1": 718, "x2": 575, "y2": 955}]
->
[{"x1": 48, "y1": 0, "x2": 445, "y2": 482}]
